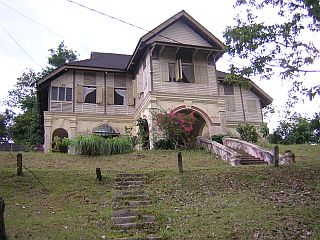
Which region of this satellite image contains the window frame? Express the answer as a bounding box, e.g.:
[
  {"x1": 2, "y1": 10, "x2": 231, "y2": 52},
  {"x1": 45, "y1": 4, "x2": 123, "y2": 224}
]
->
[
  {"x1": 83, "y1": 86, "x2": 97, "y2": 104},
  {"x1": 51, "y1": 86, "x2": 72, "y2": 102},
  {"x1": 114, "y1": 88, "x2": 127, "y2": 106}
]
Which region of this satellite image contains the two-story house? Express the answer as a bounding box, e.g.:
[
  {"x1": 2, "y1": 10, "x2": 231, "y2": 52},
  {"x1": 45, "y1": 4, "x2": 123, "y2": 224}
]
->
[{"x1": 38, "y1": 10, "x2": 272, "y2": 153}]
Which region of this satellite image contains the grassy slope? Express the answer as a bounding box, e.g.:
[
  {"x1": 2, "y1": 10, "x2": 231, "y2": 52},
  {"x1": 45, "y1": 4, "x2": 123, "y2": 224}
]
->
[{"x1": 0, "y1": 145, "x2": 319, "y2": 239}]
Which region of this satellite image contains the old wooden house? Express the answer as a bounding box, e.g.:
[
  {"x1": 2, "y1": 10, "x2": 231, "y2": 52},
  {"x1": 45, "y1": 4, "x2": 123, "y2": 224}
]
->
[{"x1": 38, "y1": 10, "x2": 272, "y2": 153}]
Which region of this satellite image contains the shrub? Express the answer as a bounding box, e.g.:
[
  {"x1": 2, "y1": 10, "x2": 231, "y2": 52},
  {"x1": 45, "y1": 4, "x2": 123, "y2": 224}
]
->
[
  {"x1": 154, "y1": 139, "x2": 175, "y2": 150},
  {"x1": 259, "y1": 122, "x2": 269, "y2": 138},
  {"x1": 211, "y1": 134, "x2": 225, "y2": 144},
  {"x1": 236, "y1": 123, "x2": 259, "y2": 143},
  {"x1": 52, "y1": 136, "x2": 70, "y2": 153},
  {"x1": 71, "y1": 135, "x2": 133, "y2": 156}
]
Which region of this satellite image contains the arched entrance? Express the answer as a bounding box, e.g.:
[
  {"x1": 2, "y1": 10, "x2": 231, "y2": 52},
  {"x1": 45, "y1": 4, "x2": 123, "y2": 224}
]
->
[
  {"x1": 171, "y1": 107, "x2": 210, "y2": 147},
  {"x1": 52, "y1": 128, "x2": 68, "y2": 153}
]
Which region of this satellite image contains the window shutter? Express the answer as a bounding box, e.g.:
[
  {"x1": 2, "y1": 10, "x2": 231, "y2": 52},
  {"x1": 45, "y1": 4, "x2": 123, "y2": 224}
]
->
[
  {"x1": 96, "y1": 87, "x2": 103, "y2": 104},
  {"x1": 127, "y1": 86, "x2": 134, "y2": 106},
  {"x1": 194, "y1": 65, "x2": 201, "y2": 84},
  {"x1": 107, "y1": 86, "x2": 114, "y2": 105},
  {"x1": 132, "y1": 80, "x2": 137, "y2": 97},
  {"x1": 161, "y1": 61, "x2": 169, "y2": 82},
  {"x1": 76, "y1": 85, "x2": 84, "y2": 103},
  {"x1": 200, "y1": 66, "x2": 208, "y2": 84}
]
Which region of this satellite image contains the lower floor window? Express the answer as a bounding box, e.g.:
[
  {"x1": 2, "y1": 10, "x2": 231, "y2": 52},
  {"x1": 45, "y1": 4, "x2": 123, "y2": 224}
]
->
[{"x1": 114, "y1": 88, "x2": 127, "y2": 105}]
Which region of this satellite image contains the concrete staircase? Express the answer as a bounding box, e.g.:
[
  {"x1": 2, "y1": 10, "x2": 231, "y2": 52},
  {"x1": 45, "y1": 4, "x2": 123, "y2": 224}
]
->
[
  {"x1": 111, "y1": 173, "x2": 161, "y2": 240},
  {"x1": 234, "y1": 150, "x2": 267, "y2": 165}
]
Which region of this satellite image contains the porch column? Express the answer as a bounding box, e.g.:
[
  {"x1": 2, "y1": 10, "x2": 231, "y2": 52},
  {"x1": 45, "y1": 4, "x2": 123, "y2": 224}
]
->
[{"x1": 43, "y1": 113, "x2": 53, "y2": 153}]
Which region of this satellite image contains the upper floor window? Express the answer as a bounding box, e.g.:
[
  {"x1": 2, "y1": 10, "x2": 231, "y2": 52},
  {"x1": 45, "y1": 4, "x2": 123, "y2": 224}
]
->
[
  {"x1": 51, "y1": 87, "x2": 72, "y2": 101},
  {"x1": 84, "y1": 86, "x2": 96, "y2": 104},
  {"x1": 168, "y1": 63, "x2": 176, "y2": 82},
  {"x1": 114, "y1": 88, "x2": 127, "y2": 105}
]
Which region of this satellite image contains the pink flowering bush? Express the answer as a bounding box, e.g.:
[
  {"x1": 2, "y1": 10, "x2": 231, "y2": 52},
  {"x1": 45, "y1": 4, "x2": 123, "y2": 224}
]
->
[{"x1": 155, "y1": 111, "x2": 197, "y2": 148}]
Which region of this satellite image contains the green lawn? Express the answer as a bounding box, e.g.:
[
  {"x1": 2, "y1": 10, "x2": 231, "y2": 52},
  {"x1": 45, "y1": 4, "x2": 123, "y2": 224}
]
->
[{"x1": 0, "y1": 145, "x2": 319, "y2": 239}]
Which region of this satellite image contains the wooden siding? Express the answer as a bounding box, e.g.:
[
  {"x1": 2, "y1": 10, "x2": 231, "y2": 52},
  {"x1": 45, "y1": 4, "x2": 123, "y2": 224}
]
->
[
  {"x1": 147, "y1": 20, "x2": 211, "y2": 47},
  {"x1": 219, "y1": 82, "x2": 263, "y2": 123}
]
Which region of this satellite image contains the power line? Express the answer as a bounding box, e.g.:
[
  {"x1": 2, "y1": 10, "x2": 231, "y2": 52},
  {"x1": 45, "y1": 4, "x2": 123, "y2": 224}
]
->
[
  {"x1": 0, "y1": 0, "x2": 91, "y2": 53},
  {"x1": 64, "y1": 0, "x2": 182, "y2": 44},
  {"x1": 0, "y1": 23, "x2": 43, "y2": 69}
]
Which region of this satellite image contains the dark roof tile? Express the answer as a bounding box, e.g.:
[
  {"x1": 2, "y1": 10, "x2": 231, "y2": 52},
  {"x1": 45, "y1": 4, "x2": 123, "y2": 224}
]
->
[{"x1": 67, "y1": 52, "x2": 131, "y2": 70}]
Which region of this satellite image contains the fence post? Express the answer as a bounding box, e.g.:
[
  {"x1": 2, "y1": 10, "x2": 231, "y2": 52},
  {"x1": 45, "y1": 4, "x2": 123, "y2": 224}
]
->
[
  {"x1": 274, "y1": 146, "x2": 279, "y2": 167},
  {"x1": 177, "y1": 146, "x2": 183, "y2": 173},
  {"x1": 96, "y1": 168, "x2": 102, "y2": 181},
  {"x1": 17, "y1": 153, "x2": 23, "y2": 176},
  {"x1": 0, "y1": 197, "x2": 7, "y2": 240}
]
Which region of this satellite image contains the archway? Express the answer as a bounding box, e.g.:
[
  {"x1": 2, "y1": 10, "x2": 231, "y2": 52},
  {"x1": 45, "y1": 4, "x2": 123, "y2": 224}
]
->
[{"x1": 52, "y1": 128, "x2": 68, "y2": 153}]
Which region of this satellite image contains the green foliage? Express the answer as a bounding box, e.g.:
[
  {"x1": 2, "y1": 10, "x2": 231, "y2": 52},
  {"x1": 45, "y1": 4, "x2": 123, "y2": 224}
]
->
[
  {"x1": 154, "y1": 139, "x2": 176, "y2": 150},
  {"x1": 125, "y1": 126, "x2": 138, "y2": 147},
  {"x1": 44, "y1": 41, "x2": 78, "y2": 75},
  {"x1": 310, "y1": 112, "x2": 320, "y2": 142},
  {"x1": 259, "y1": 122, "x2": 270, "y2": 138},
  {"x1": 211, "y1": 134, "x2": 225, "y2": 144},
  {"x1": 155, "y1": 111, "x2": 197, "y2": 148},
  {"x1": 52, "y1": 136, "x2": 70, "y2": 153},
  {"x1": 71, "y1": 135, "x2": 133, "y2": 156},
  {"x1": 136, "y1": 118, "x2": 149, "y2": 150},
  {"x1": 269, "y1": 114, "x2": 312, "y2": 144},
  {"x1": 223, "y1": 0, "x2": 320, "y2": 100},
  {"x1": 0, "y1": 109, "x2": 12, "y2": 143},
  {"x1": 236, "y1": 123, "x2": 259, "y2": 143}
]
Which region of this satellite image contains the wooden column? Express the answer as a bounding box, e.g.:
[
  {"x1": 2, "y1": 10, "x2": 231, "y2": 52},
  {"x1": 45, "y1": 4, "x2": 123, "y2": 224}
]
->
[{"x1": 0, "y1": 197, "x2": 7, "y2": 240}]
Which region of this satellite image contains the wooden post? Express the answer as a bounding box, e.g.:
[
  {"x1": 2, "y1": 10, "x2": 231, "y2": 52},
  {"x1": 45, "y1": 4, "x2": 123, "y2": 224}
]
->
[
  {"x1": 0, "y1": 197, "x2": 7, "y2": 240},
  {"x1": 177, "y1": 146, "x2": 183, "y2": 173},
  {"x1": 17, "y1": 153, "x2": 23, "y2": 176},
  {"x1": 96, "y1": 168, "x2": 102, "y2": 181},
  {"x1": 274, "y1": 145, "x2": 279, "y2": 167}
]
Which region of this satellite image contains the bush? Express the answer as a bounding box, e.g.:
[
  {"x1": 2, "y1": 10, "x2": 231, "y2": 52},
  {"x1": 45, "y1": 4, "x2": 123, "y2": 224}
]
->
[
  {"x1": 236, "y1": 123, "x2": 259, "y2": 143},
  {"x1": 71, "y1": 135, "x2": 133, "y2": 156},
  {"x1": 211, "y1": 134, "x2": 225, "y2": 144},
  {"x1": 52, "y1": 136, "x2": 70, "y2": 153},
  {"x1": 154, "y1": 139, "x2": 175, "y2": 150}
]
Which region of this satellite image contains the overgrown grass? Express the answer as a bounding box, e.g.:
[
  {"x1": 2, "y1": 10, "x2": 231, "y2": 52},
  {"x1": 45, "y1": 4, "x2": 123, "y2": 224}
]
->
[
  {"x1": 0, "y1": 144, "x2": 319, "y2": 239},
  {"x1": 71, "y1": 135, "x2": 133, "y2": 156}
]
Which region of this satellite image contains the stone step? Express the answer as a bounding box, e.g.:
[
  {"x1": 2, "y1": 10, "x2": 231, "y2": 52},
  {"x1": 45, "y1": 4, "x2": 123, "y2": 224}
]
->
[
  {"x1": 112, "y1": 215, "x2": 155, "y2": 225},
  {"x1": 113, "y1": 194, "x2": 149, "y2": 202},
  {"x1": 113, "y1": 221, "x2": 155, "y2": 230},
  {"x1": 112, "y1": 209, "x2": 139, "y2": 218},
  {"x1": 113, "y1": 200, "x2": 150, "y2": 209},
  {"x1": 115, "y1": 185, "x2": 144, "y2": 190},
  {"x1": 240, "y1": 159, "x2": 266, "y2": 165},
  {"x1": 114, "y1": 190, "x2": 147, "y2": 197},
  {"x1": 115, "y1": 180, "x2": 144, "y2": 186},
  {"x1": 116, "y1": 176, "x2": 144, "y2": 182}
]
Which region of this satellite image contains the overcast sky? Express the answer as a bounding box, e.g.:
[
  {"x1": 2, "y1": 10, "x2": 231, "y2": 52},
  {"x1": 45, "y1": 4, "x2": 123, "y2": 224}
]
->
[{"x1": 0, "y1": 0, "x2": 319, "y2": 128}]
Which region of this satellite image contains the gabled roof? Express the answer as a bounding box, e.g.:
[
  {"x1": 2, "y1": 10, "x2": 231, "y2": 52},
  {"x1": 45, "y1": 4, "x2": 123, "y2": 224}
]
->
[
  {"x1": 127, "y1": 10, "x2": 225, "y2": 71},
  {"x1": 216, "y1": 70, "x2": 273, "y2": 108}
]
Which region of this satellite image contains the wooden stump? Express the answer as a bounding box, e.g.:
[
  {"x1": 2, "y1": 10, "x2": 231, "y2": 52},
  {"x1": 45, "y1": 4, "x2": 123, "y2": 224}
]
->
[
  {"x1": 177, "y1": 147, "x2": 183, "y2": 173},
  {"x1": 0, "y1": 197, "x2": 7, "y2": 240},
  {"x1": 96, "y1": 168, "x2": 102, "y2": 181},
  {"x1": 274, "y1": 146, "x2": 279, "y2": 167},
  {"x1": 17, "y1": 153, "x2": 23, "y2": 176}
]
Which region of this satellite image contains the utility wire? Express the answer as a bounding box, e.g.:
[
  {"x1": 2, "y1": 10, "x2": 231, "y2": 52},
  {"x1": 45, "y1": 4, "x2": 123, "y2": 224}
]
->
[
  {"x1": 0, "y1": 23, "x2": 43, "y2": 69},
  {"x1": 0, "y1": 0, "x2": 91, "y2": 53},
  {"x1": 64, "y1": 0, "x2": 182, "y2": 44}
]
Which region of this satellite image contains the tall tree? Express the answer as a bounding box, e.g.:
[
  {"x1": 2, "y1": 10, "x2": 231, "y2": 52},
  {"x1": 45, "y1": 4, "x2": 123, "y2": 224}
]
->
[
  {"x1": 224, "y1": 0, "x2": 320, "y2": 99},
  {"x1": 7, "y1": 42, "x2": 78, "y2": 145}
]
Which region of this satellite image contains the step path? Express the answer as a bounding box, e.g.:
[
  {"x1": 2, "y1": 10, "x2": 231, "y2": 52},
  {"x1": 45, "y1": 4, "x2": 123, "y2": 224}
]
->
[
  {"x1": 232, "y1": 148, "x2": 267, "y2": 165},
  {"x1": 110, "y1": 173, "x2": 161, "y2": 240}
]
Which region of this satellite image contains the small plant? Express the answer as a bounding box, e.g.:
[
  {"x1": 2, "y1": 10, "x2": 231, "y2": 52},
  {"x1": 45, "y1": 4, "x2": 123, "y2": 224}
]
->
[
  {"x1": 154, "y1": 139, "x2": 175, "y2": 150},
  {"x1": 211, "y1": 134, "x2": 225, "y2": 144},
  {"x1": 236, "y1": 123, "x2": 259, "y2": 143}
]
